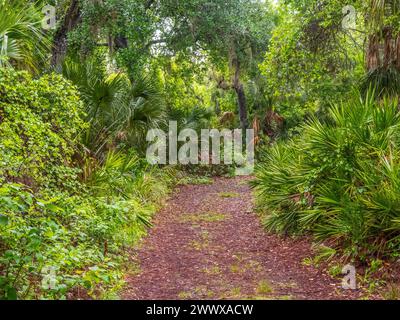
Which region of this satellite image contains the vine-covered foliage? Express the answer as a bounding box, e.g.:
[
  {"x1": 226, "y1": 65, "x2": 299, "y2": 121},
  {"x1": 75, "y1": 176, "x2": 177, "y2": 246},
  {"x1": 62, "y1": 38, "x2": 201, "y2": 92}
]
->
[{"x1": 0, "y1": 69, "x2": 85, "y2": 191}]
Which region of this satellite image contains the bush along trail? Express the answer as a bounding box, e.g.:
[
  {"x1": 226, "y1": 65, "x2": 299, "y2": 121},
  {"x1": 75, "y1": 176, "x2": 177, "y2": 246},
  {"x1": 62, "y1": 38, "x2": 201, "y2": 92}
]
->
[{"x1": 122, "y1": 176, "x2": 364, "y2": 300}]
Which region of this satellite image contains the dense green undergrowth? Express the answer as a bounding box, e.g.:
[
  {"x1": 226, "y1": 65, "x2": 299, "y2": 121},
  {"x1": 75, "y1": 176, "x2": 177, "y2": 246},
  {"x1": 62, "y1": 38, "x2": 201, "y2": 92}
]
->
[
  {"x1": 0, "y1": 69, "x2": 175, "y2": 299},
  {"x1": 253, "y1": 92, "x2": 400, "y2": 261}
]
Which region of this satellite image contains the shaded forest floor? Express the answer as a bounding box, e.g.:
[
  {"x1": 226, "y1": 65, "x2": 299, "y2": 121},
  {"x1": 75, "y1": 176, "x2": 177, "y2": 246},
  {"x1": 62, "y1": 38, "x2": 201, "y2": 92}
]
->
[{"x1": 122, "y1": 176, "x2": 364, "y2": 300}]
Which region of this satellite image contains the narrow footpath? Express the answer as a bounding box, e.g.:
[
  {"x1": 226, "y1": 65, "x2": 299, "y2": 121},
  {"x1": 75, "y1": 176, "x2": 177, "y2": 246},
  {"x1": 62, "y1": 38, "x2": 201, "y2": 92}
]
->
[{"x1": 123, "y1": 176, "x2": 362, "y2": 300}]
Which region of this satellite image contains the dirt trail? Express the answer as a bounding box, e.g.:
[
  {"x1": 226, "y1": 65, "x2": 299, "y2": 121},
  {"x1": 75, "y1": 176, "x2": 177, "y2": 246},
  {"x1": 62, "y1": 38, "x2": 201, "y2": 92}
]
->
[{"x1": 123, "y1": 176, "x2": 361, "y2": 300}]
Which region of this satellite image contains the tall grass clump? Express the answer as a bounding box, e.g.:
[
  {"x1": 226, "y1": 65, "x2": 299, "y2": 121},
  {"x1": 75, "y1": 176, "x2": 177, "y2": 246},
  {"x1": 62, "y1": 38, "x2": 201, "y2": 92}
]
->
[{"x1": 253, "y1": 90, "x2": 400, "y2": 260}]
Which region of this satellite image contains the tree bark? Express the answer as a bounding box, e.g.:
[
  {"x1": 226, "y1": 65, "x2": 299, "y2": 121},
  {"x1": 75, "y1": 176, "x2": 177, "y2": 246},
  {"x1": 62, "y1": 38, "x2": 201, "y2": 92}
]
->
[
  {"x1": 114, "y1": 36, "x2": 128, "y2": 49},
  {"x1": 51, "y1": 0, "x2": 81, "y2": 68},
  {"x1": 235, "y1": 83, "x2": 248, "y2": 130},
  {"x1": 232, "y1": 58, "x2": 248, "y2": 130}
]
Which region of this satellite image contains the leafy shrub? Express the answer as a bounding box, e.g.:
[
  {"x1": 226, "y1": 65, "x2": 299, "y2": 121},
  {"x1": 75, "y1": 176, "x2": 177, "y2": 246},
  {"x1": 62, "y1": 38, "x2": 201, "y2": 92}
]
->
[
  {"x1": 0, "y1": 162, "x2": 173, "y2": 299},
  {"x1": 253, "y1": 91, "x2": 400, "y2": 260},
  {"x1": 0, "y1": 68, "x2": 86, "y2": 192}
]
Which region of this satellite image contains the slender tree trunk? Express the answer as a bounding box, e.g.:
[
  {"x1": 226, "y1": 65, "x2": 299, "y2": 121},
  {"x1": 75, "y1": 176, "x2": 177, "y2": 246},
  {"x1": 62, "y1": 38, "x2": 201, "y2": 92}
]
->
[
  {"x1": 232, "y1": 58, "x2": 248, "y2": 130},
  {"x1": 51, "y1": 0, "x2": 81, "y2": 68},
  {"x1": 235, "y1": 83, "x2": 248, "y2": 130}
]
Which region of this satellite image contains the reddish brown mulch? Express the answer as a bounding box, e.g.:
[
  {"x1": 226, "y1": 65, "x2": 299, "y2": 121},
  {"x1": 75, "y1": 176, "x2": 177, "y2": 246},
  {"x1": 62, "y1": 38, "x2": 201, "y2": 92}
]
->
[{"x1": 122, "y1": 176, "x2": 365, "y2": 300}]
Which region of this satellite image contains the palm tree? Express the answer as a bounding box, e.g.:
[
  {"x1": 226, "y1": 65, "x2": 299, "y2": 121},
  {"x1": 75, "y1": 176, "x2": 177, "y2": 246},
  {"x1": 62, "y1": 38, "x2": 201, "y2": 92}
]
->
[
  {"x1": 363, "y1": 0, "x2": 400, "y2": 98},
  {"x1": 0, "y1": 0, "x2": 50, "y2": 72}
]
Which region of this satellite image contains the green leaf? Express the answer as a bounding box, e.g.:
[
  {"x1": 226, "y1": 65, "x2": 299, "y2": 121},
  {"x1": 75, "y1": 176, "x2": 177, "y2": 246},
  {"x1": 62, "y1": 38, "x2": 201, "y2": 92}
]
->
[
  {"x1": 7, "y1": 287, "x2": 17, "y2": 300},
  {"x1": 0, "y1": 214, "x2": 8, "y2": 226}
]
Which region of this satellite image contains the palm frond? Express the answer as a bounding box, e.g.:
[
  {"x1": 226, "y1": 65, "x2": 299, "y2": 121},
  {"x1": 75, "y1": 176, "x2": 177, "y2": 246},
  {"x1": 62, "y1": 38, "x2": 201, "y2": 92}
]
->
[{"x1": 0, "y1": 0, "x2": 50, "y2": 72}]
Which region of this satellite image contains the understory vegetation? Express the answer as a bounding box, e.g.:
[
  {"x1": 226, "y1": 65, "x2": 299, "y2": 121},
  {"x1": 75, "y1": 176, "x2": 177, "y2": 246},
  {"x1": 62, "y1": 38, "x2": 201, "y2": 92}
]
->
[
  {"x1": 253, "y1": 0, "x2": 400, "y2": 267},
  {"x1": 2, "y1": 0, "x2": 400, "y2": 300},
  {"x1": 254, "y1": 92, "x2": 400, "y2": 260},
  {"x1": 0, "y1": 68, "x2": 175, "y2": 300}
]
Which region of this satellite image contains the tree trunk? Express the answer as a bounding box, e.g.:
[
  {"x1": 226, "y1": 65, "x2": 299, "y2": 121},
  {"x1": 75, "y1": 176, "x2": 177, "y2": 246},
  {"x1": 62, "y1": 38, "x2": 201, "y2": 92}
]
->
[
  {"x1": 235, "y1": 83, "x2": 248, "y2": 130},
  {"x1": 114, "y1": 35, "x2": 128, "y2": 49},
  {"x1": 51, "y1": 0, "x2": 81, "y2": 68},
  {"x1": 232, "y1": 58, "x2": 248, "y2": 130}
]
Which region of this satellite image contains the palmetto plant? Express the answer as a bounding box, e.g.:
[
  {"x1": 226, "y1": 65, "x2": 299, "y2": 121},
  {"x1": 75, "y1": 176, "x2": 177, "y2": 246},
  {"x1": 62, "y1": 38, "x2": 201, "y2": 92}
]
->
[
  {"x1": 86, "y1": 150, "x2": 141, "y2": 198},
  {"x1": 122, "y1": 74, "x2": 167, "y2": 149},
  {"x1": 253, "y1": 90, "x2": 400, "y2": 258},
  {"x1": 168, "y1": 106, "x2": 214, "y2": 132},
  {"x1": 0, "y1": 0, "x2": 50, "y2": 72},
  {"x1": 62, "y1": 58, "x2": 166, "y2": 157},
  {"x1": 62, "y1": 59, "x2": 128, "y2": 156},
  {"x1": 361, "y1": 66, "x2": 400, "y2": 99}
]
